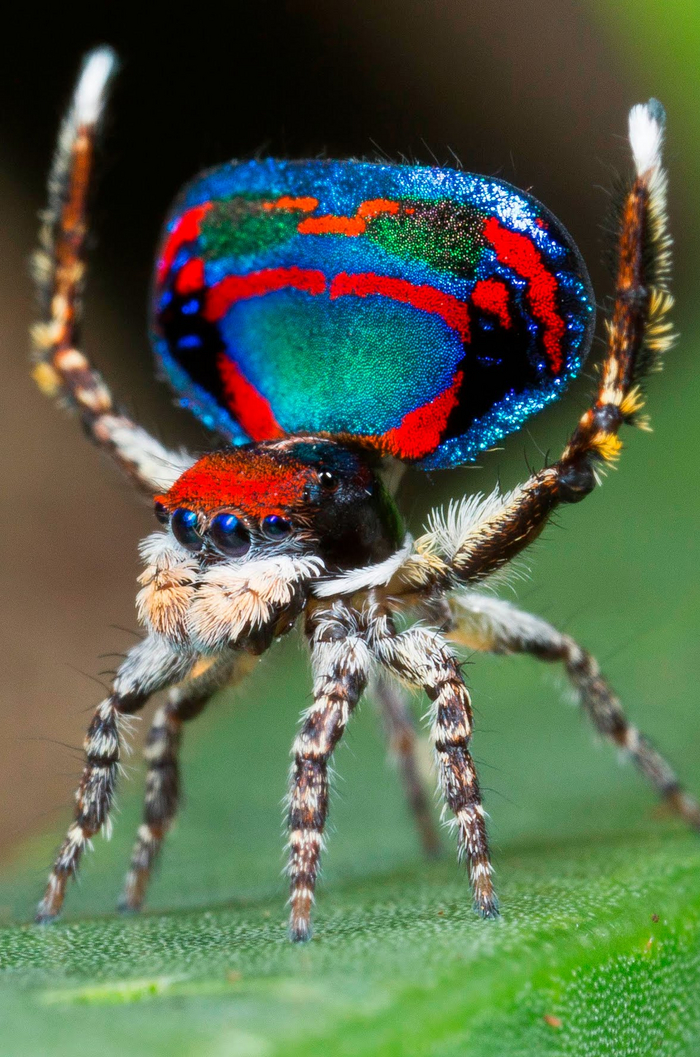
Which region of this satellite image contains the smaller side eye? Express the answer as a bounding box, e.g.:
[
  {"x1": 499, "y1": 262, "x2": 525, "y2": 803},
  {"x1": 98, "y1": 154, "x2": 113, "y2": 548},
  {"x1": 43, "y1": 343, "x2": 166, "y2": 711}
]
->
[
  {"x1": 262, "y1": 514, "x2": 292, "y2": 540},
  {"x1": 171, "y1": 507, "x2": 203, "y2": 552},
  {"x1": 154, "y1": 500, "x2": 170, "y2": 525},
  {"x1": 318, "y1": 470, "x2": 338, "y2": 491},
  {"x1": 209, "y1": 512, "x2": 251, "y2": 558}
]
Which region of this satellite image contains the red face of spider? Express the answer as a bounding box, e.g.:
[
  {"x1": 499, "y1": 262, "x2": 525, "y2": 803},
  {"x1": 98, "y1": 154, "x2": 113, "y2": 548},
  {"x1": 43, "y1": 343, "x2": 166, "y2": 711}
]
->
[{"x1": 154, "y1": 437, "x2": 404, "y2": 569}]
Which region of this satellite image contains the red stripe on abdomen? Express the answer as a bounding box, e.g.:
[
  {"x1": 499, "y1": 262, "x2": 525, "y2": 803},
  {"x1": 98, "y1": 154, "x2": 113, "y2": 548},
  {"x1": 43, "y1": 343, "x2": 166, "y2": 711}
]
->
[
  {"x1": 483, "y1": 216, "x2": 565, "y2": 373},
  {"x1": 203, "y1": 267, "x2": 327, "y2": 321},
  {"x1": 471, "y1": 278, "x2": 512, "y2": 329},
  {"x1": 157, "y1": 204, "x2": 212, "y2": 283},
  {"x1": 217, "y1": 353, "x2": 285, "y2": 442},
  {"x1": 329, "y1": 272, "x2": 470, "y2": 343},
  {"x1": 379, "y1": 370, "x2": 464, "y2": 460}
]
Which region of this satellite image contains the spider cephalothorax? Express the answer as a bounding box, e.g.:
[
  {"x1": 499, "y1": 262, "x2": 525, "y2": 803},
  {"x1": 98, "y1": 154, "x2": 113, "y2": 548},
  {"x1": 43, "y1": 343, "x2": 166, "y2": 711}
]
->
[
  {"x1": 138, "y1": 437, "x2": 404, "y2": 656},
  {"x1": 31, "y1": 50, "x2": 698, "y2": 942},
  {"x1": 156, "y1": 437, "x2": 403, "y2": 569}
]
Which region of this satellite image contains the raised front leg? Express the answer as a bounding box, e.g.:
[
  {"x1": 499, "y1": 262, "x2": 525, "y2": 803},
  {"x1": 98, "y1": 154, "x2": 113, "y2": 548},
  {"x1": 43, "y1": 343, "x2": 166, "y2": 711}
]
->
[
  {"x1": 375, "y1": 624, "x2": 497, "y2": 918},
  {"x1": 449, "y1": 591, "x2": 700, "y2": 830},
  {"x1": 287, "y1": 605, "x2": 371, "y2": 941},
  {"x1": 37, "y1": 634, "x2": 196, "y2": 922},
  {"x1": 32, "y1": 48, "x2": 194, "y2": 495},
  {"x1": 390, "y1": 100, "x2": 674, "y2": 602},
  {"x1": 119, "y1": 649, "x2": 257, "y2": 913}
]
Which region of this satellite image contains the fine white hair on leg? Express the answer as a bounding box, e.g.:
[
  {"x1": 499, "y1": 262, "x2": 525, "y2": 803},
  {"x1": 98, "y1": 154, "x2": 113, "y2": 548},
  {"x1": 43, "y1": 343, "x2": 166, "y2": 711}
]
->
[
  {"x1": 36, "y1": 631, "x2": 200, "y2": 923},
  {"x1": 373, "y1": 623, "x2": 497, "y2": 918},
  {"x1": 448, "y1": 590, "x2": 562, "y2": 653},
  {"x1": 447, "y1": 591, "x2": 700, "y2": 831},
  {"x1": 119, "y1": 649, "x2": 256, "y2": 913},
  {"x1": 629, "y1": 99, "x2": 665, "y2": 179},
  {"x1": 420, "y1": 488, "x2": 525, "y2": 563},
  {"x1": 287, "y1": 604, "x2": 372, "y2": 942},
  {"x1": 383, "y1": 484, "x2": 535, "y2": 599},
  {"x1": 112, "y1": 633, "x2": 196, "y2": 702},
  {"x1": 71, "y1": 46, "x2": 118, "y2": 127},
  {"x1": 91, "y1": 416, "x2": 197, "y2": 493}
]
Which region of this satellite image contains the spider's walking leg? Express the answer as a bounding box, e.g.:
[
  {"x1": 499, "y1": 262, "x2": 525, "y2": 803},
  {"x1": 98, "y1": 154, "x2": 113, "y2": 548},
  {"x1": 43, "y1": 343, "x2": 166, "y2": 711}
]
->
[
  {"x1": 287, "y1": 605, "x2": 371, "y2": 941},
  {"x1": 449, "y1": 593, "x2": 700, "y2": 830},
  {"x1": 373, "y1": 673, "x2": 440, "y2": 857},
  {"x1": 119, "y1": 650, "x2": 257, "y2": 913},
  {"x1": 36, "y1": 635, "x2": 195, "y2": 923},
  {"x1": 375, "y1": 623, "x2": 497, "y2": 918},
  {"x1": 32, "y1": 48, "x2": 193, "y2": 494}
]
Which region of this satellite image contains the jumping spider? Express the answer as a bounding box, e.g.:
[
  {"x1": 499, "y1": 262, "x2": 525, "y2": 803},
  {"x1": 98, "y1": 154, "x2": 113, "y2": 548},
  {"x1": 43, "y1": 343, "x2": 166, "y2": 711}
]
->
[{"x1": 31, "y1": 48, "x2": 698, "y2": 941}]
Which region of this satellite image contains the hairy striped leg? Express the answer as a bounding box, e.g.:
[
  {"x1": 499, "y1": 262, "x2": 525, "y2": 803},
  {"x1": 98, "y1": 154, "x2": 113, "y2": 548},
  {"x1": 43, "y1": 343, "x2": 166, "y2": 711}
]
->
[
  {"x1": 36, "y1": 635, "x2": 196, "y2": 923},
  {"x1": 287, "y1": 606, "x2": 371, "y2": 941},
  {"x1": 390, "y1": 100, "x2": 674, "y2": 605},
  {"x1": 449, "y1": 592, "x2": 700, "y2": 829},
  {"x1": 374, "y1": 623, "x2": 497, "y2": 918},
  {"x1": 372, "y1": 672, "x2": 441, "y2": 857},
  {"x1": 119, "y1": 650, "x2": 257, "y2": 913},
  {"x1": 32, "y1": 48, "x2": 193, "y2": 494}
]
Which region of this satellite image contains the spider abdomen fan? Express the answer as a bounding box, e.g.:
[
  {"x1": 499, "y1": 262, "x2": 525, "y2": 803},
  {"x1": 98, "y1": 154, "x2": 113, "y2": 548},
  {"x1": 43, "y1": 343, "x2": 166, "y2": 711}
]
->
[{"x1": 152, "y1": 159, "x2": 595, "y2": 467}]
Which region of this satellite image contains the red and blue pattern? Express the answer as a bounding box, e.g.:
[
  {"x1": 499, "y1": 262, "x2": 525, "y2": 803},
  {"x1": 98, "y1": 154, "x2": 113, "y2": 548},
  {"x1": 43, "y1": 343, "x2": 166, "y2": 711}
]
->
[{"x1": 152, "y1": 159, "x2": 595, "y2": 468}]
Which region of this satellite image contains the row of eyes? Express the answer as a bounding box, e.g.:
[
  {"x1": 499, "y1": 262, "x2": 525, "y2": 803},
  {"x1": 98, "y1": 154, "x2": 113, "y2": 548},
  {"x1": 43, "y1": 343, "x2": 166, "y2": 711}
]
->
[{"x1": 155, "y1": 502, "x2": 292, "y2": 557}]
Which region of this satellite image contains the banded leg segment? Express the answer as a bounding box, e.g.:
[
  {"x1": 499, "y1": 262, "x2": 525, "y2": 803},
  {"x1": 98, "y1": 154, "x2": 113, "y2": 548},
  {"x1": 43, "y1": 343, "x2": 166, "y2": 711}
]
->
[
  {"x1": 372, "y1": 673, "x2": 440, "y2": 857},
  {"x1": 288, "y1": 607, "x2": 371, "y2": 941},
  {"x1": 36, "y1": 635, "x2": 195, "y2": 922},
  {"x1": 375, "y1": 625, "x2": 497, "y2": 917},
  {"x1": 449, "y1": 591, "x2": 700, "y2": 829},
  {"x1": 32, "y1": 48, "x2": 193, "y2": 494},
  {"x1": 119, "y1": 650, "x2": 257, "y2": 913}
]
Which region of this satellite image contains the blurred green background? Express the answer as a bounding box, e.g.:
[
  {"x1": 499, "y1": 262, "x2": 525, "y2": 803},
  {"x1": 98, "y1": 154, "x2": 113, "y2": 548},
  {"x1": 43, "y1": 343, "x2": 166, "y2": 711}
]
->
[{"x1": 0, "y1": 2, "x2": 698, "y2": 1054}]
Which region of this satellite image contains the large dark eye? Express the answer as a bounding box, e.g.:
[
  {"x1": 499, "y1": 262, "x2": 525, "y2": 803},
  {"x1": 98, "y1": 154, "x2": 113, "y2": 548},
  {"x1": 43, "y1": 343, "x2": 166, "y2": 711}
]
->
[
  {"x1": 261, "y1": 514, "x2": 292, "y2": 540},
  {"x1": 171, "y1": 507, "x2": 203, "y2": 551},
  {"x1": 154, "y1": 500, "x2": 170, "y2": 525},
  {"x1": 318, "y1": 470, "x2": 338, "y2": 491},
  {"x1": 209, "y1": 512, "x2": 251, "y2": 558}
]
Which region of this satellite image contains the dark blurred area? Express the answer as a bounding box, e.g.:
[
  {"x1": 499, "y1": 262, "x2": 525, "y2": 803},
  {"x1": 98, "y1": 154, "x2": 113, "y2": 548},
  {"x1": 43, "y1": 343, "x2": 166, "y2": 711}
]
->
[{"x1": 1, "y1": 2, "x2": 697, "y2": 858}]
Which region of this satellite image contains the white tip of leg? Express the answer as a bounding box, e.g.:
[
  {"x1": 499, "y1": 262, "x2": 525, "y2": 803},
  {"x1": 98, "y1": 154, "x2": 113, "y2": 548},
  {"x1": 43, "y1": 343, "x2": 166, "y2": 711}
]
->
[
  {"x1": 73, "y1": 46, "x2": 118, "y2": 127},
  {"x1": 628, "y1": 98, "x2": 666, "y2": 179}
]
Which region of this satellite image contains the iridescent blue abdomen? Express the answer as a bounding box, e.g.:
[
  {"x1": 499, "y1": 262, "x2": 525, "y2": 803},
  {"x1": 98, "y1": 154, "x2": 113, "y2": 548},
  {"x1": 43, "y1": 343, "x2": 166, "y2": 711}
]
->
[{"x1": 152, "y1": 159, "x2": 595, "y2": 468}]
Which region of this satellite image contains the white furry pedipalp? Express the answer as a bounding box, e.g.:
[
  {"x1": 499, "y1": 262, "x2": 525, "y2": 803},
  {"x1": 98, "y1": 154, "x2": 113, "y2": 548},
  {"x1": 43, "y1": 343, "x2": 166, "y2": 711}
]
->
[
  {"x1": 312, "y1": 534, "x2": 414, "y2": 598},
  {"x1": 187, "y1": 554, "x2": 323, "y2": 651},
  {"x1": 136, "y1": 532, "x2": 201, "y2": 640}
]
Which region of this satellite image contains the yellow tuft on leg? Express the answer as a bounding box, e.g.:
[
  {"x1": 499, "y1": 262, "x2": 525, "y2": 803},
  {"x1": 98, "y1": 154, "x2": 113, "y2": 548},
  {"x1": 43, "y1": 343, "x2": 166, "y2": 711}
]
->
[
  {"x1": 592, "y1": 431, "x2": 623, "y2": 463},
  {"x1": 32, "y1": 361, "x2": 63, "y2": 398},
  {"x1": 619, "y1": 386, "x2": 646, "y2": 419}
]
